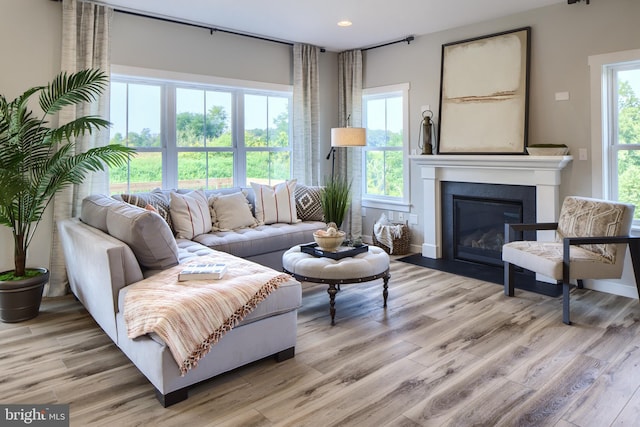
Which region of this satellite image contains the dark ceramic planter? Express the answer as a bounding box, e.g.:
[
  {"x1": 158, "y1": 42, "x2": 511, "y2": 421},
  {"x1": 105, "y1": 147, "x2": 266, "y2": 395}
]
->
[{"x1": 0, "y1": 268, "x2": 49, "y2": 323}]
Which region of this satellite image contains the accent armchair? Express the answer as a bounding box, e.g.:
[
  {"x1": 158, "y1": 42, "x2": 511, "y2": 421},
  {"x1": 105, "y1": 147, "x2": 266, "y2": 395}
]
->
[{"x1": 502, "y1": 196, "x2": 640, "y2": 324}]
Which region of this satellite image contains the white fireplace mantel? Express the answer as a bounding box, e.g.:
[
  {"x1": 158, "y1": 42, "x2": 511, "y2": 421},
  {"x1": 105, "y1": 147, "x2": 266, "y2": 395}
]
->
[{"x1": 409, "y1": 154, "x2": 573, "y2": 258}]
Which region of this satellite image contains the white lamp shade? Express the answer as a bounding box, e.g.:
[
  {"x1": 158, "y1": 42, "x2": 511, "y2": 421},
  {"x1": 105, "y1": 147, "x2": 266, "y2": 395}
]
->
[{"x1": 331, "y1": 127, "x2": 366, "y2": 147}]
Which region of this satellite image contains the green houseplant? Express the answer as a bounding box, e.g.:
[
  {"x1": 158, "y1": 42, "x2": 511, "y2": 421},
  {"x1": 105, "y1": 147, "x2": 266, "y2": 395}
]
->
[
  {"x1": 320, "y1": 176, "x2": 352, "y2": 229},
  {"x1": 0, "y1": 69, "x2": 134, "y2": 322}
]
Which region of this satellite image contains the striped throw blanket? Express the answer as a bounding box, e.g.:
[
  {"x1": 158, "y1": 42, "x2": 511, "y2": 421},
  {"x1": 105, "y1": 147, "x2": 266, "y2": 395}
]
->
[{"x1": 123, "y1": 252, "x2": 290, "y2": 375}]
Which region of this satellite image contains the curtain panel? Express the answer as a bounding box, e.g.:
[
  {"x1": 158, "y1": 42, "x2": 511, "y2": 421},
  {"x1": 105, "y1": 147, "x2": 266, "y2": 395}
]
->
[
  {"x1": 48, "y1": 0, "x2": 113, "y2": 296},
  {"x1": 337, "y1": 50, "x2": 364, "y2": 238},
  {"x1": 292, "y1": 44, "x2": 321, "y2": 186}
]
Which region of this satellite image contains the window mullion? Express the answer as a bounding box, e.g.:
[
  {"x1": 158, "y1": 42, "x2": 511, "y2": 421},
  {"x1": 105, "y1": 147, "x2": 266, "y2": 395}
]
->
[{"x1": 164, "y1": 84, "x2": 178, "y2": 189}]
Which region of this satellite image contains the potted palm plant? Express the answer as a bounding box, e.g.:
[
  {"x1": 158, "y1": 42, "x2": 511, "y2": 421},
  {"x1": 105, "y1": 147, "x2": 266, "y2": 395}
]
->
[
  {"x1": 320, "y1": 176, "x2": 352, "y2": 229},
  {"x1": 0, "y1": 69, "x2": 134, "y2": 322}
]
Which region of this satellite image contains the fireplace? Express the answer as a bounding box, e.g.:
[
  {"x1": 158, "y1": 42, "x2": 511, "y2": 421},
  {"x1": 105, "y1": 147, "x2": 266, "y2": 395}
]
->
[
  {"x1": 409, "y1": 154, "x2": 572, "y2": 295},
  {"x1": 410, "y1": 154, "x2": 572, "y2": 260},
  {"x1": 442, "y1": 182, "x2": 536, "y2": 267}
]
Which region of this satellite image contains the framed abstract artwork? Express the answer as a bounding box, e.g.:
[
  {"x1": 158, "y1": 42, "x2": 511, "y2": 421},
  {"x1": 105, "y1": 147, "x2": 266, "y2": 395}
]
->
[{"x1": 436, "y1": 27, "x2": 531, "y2": 154}]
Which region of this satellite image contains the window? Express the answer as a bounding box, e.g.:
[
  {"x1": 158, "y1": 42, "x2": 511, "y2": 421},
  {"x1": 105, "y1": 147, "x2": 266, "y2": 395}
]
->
[
  {"x1": 591, "y1": 51, "x2": 640, "y2": 227},
  {"x1": 362, "y1": 83, "x2": 410, "y2": 211},
  {"x1": 108, "y1": 67, "x2": 292, "y2": 193}
]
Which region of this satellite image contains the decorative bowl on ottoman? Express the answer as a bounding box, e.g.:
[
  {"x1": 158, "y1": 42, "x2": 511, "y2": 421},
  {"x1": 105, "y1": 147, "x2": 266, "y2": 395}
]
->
[{"x1": 313, "y1": 226, "x2": 345, "y2": 252}]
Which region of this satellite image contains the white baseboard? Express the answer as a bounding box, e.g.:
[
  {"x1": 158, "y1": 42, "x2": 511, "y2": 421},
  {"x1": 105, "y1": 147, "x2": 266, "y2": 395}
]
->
[{"x1": 585, "y1": 279, "x2": 639, "y2": 299}]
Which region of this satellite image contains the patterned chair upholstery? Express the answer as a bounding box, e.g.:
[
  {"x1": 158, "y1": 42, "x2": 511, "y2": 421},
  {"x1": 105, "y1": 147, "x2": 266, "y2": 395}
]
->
[{"x1": 502, "y1": 196, "x2": 640, "y2": 324}]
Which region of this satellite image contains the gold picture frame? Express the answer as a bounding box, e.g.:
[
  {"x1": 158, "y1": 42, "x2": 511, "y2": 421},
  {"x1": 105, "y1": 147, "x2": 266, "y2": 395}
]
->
[{"x1": 437, "y1": 27, "x2": 531, "y2": 154}]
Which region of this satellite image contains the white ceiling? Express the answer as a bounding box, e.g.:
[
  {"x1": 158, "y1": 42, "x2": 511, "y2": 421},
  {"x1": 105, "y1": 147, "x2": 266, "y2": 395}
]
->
[{"x1": 95, "y1": 0, "x2": 568, "y2": 52}]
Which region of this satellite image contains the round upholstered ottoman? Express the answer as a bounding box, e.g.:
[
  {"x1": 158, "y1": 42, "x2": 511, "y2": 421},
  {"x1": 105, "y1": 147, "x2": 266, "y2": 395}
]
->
[{"x1": 282, "y1": 245, "x2": 390, "y2": 324}]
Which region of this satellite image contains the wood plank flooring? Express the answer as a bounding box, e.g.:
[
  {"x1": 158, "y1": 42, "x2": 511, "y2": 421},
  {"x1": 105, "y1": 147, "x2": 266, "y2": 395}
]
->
[{"x1": 2, "y1": 259, "x2": 640, "y2": 426}]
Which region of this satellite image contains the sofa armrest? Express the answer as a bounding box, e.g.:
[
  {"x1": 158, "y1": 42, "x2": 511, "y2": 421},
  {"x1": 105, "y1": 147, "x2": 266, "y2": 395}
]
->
[{"x1": 57, "y1": 218, "x2": 143, "y2": 342}]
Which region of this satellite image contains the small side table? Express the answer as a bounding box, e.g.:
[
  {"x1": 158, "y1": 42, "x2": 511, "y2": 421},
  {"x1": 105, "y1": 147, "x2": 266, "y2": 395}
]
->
[{"x1": 282, "y1": 245, "x2": 390, "y2": 325}]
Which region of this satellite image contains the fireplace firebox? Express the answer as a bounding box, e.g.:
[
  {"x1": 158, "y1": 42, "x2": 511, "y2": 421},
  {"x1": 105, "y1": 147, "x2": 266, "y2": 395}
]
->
[{"x1": 442, "y1": 182, "x2": 537, "y2": 267}]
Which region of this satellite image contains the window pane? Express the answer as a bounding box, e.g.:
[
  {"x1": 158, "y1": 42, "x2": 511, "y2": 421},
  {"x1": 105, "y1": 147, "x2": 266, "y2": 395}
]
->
[
  {"x1": 617, "y1": 69, "x2": 640, "y2": 145},
  {"x1": 110, "y1": 82, "x2": 127, "y2": 146},
  {"x1": 617, "y1": 150, "x2": 640, "y2": 220},
  {"x1": 246, "y1": 151, "x2": 290, "y2": 186},
  {"x1": 110, "y1": 152, "x2": 162, "y2": 194},
  {"x1": 245, "y1": 94, "x2": 267, "y2": 148},
  {"x1": 208, "y1": 152, "x2": 234, "y2": 189},
  {"x1": 176, "y1": 88, "x2": 205, "y2": 147},
  {"x1": 386, "y1": 97, "x2": 403, "y2": 147},
  {"x1": 206, "y1": 91, "x2": 232, "y2": 147},
  {"x1": 177, "y1": 151, "x2": 207, "y2": 189},
  {"x1": 268, "y1": 96, "x2": 289, "y2": 148},
  {"x1": 385, "y1": 151, "x2": 404, "y2": 197},
  {"x1": 366, "y1": 98, "x2": 386, "y2": 148},
  {"x1": 366, "y1": 151, "x2": 384, "y2": 195},
  {"x1": 128, "y1": 84, "x2": 161, "y2": 148}
]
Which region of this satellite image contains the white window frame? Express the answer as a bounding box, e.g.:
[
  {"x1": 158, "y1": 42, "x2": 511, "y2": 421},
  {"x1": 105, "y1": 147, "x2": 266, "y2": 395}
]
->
[
  {"x1": 361, "y1": 83, "x2": 410, "y2": 212},
  {"x1": 109, "y1": 65, "x2": 293, "y2": 191},
  {"x1": 589, "y1": 49, "x2": 640, "y2": 230}
]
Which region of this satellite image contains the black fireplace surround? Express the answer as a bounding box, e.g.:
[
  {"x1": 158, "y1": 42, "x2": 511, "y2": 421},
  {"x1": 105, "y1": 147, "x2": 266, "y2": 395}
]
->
[{"x1": 442, "y1": 181, "x2": 537, "y2": 267}]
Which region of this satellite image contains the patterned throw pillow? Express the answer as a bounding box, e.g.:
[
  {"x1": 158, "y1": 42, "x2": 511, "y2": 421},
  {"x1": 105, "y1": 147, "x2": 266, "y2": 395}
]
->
[
  {"x1": 251, "y1": 180, "x2": 298, "y2": 225},
  {"x1": 294, "y1": 184, "x2": 324, "y2": 221},
  {"x1": 121, "y1": 190, "x2": 173, "y2": 232}
]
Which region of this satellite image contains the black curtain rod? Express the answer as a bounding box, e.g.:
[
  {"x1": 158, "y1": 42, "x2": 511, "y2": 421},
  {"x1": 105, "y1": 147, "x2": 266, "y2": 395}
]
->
[
  {"x1": 55, "y1": 0, "x2": 409, "y2": 53},
  {"x1": 115, "y1": 9, "x2": 303, "y2": 49},
  {"x1": 361, "y1": 36, "x2": 415, "y2": 52}
]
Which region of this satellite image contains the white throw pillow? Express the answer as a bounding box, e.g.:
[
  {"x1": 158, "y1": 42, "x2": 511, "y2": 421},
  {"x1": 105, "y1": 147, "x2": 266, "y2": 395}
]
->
[
  {"x1": 251, "y1": 180, "x2": 298, "y2": 225},
  {"x1": 169, "y1": 190, "x2": 212, "y2": 239},
  {"x1": 209, "y1": 191, "x2": 258, "y2": 231}
]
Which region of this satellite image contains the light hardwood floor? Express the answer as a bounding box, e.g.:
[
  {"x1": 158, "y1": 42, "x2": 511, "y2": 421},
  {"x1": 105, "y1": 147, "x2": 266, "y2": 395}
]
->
[{"x1": 2, "y1": 259, "x2": 640, "y2": 426}]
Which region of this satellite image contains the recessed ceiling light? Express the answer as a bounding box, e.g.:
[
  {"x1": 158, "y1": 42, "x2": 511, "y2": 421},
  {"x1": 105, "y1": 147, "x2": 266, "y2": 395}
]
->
[{"x1": 337, "y1": 20, "x2": 353, "y2": 27}]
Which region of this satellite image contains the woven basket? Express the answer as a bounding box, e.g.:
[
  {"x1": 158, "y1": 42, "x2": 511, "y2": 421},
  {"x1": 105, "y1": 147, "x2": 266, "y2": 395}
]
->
[{"x1": 372, "y1": 222, "x2": 410, "y2": 255}]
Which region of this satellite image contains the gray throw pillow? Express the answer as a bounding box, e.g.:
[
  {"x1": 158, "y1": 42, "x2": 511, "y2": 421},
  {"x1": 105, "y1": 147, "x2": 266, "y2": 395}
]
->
[
  {"x1": 80, "y1": 194, "x2": 123, "y2": 232},
  {"x1": 121, "y1": 190, "x2": 174, "y2": 232},
  {"x1": 106, "y1": 203, "x2": 179, "y2": 270}
]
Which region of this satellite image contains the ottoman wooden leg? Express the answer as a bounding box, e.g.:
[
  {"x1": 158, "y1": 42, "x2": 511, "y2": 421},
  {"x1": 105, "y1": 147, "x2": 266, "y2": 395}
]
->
[
  {"x1": 327, "y1": 283, "x2": 338, "y2": 325},
  {"x1": 383, "y1": 272, "x2": 390, "y2": 308}
]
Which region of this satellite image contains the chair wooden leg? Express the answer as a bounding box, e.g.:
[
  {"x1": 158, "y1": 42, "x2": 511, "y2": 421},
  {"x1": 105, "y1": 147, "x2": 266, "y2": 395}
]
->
[
  {"x1": 628, "y1": 239, "x2": 640, "y2": 299},
  {"x1": 504, "y1": 261, "x2": 515, "y2": 296},
  {"x1": 562, "y1": 281, "x2": 571, "y2": 325},
  {"x1": 562, "y1": 243, "x2": 572, "y2": 325}
]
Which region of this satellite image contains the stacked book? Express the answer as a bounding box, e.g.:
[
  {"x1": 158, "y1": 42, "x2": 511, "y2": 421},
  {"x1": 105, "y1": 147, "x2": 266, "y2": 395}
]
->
[{"x1": 178, "y1": 263, "x2": 227, "y2": 281}]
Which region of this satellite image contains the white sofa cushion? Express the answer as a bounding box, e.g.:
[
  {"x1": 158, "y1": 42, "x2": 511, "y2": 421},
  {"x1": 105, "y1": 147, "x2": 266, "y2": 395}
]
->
[
  {"x1": 193, "y1": 221, "x2": 325, "y2": 259},
  {"x1": 107, "y1": 203, "x2": 179, "y2": 270}
]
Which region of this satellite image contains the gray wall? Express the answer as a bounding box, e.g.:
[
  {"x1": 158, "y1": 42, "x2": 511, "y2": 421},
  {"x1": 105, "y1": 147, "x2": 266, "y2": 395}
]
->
[
  {"x1": 0, "y1": 0, "x2": 62, "y2": 273},
  {"x1": 1, "y1": 0, "x2": 638, "y2": 289},
  {"x1": 361, "y1": 0, "x2": 640, "y2": 248},
  {"x1": 0, "y1": 0, "x2": 338, "y2": 274}
]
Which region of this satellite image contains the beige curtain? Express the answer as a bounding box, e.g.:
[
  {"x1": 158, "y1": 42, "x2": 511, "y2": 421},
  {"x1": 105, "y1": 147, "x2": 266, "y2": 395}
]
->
[
  {"x1": 48, "y1": 0, "x2": 113, "y2": 296},
  {"x1": 292, "y1": 44, "x2": 321, "y2": 186},
  {"x1": 337, "y1": 50, "x2": 364, "y2": 238}
]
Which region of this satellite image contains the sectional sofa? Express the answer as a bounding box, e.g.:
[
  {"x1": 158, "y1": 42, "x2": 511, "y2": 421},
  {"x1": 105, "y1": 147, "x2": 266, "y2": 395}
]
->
[{"x1": 57, "y1": 182, "x2": 325, "y2": 406}]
